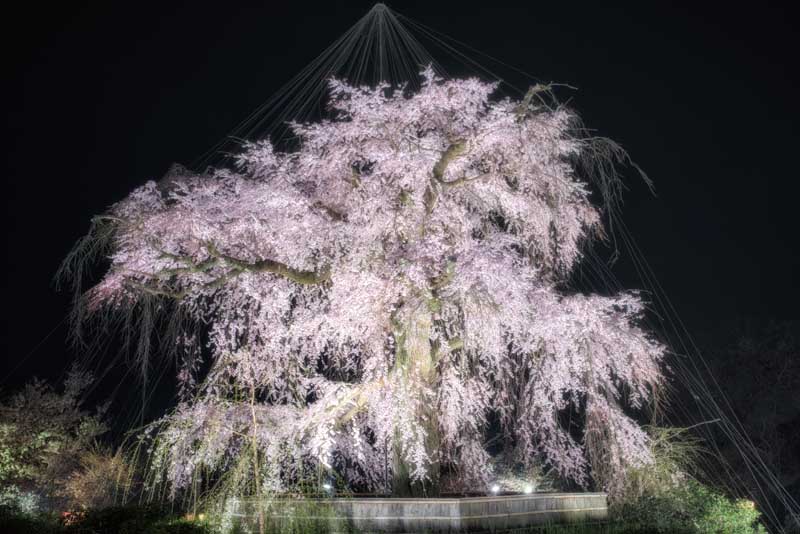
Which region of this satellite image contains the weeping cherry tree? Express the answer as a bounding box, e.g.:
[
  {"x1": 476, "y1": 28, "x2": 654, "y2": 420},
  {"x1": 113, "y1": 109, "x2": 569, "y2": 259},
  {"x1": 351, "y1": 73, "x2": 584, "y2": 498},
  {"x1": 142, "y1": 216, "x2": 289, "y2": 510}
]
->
[{"x1": 61, "y1": 69, "x2": 665, "y2": 498}]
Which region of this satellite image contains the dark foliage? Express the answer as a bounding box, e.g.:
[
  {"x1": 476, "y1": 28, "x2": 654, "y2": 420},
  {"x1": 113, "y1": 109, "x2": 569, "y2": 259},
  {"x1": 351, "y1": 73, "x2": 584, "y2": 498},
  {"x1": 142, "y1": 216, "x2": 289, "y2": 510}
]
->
[{"x1": 0, "y1": 505, "x2": 210, "y2": 534}]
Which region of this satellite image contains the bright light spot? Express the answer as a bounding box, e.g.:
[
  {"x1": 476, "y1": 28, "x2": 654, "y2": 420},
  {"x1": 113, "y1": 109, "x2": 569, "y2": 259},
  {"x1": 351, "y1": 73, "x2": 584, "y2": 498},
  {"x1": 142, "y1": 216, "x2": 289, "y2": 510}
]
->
[
  {"x1": 490, "y1": 484, "x2": 500, "y2": 494},
  {"x1": 523, "y1": 484, "x2": 534, "y2": 494},
  {"x1": 322, "y1": 482, "x2": 333, "y2": 491},
  {"x1": 197, "y1": 513, "x2": 206, "y2": 521}
]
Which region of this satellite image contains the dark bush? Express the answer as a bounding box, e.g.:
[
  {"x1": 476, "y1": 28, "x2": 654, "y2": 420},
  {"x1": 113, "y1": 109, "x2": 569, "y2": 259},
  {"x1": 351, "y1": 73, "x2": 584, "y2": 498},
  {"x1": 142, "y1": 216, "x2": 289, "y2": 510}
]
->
[
  {"x1": 0, "y1": 505, "x2": 61, "y2": 534},
  {"x1": 63, "y1": 506, "x2": 210, "y2": 534},
  {"x1": 0, "y1": 504, "x2": 211, "y2": 534}
]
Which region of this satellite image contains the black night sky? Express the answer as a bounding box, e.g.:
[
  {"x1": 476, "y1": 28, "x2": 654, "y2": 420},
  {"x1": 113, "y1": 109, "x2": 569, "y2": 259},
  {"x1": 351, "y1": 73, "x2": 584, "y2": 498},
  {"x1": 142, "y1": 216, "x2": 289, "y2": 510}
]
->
[{"x1": 3, "y1": 0, "x2": 798, "y2": 414}]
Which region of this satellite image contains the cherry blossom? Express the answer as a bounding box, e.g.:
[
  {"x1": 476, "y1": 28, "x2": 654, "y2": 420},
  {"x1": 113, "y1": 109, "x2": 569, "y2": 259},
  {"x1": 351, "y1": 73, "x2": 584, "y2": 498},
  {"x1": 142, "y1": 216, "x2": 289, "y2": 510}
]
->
[{"x1": 65, "y1": 68, "x2": 664, "y2": 497}]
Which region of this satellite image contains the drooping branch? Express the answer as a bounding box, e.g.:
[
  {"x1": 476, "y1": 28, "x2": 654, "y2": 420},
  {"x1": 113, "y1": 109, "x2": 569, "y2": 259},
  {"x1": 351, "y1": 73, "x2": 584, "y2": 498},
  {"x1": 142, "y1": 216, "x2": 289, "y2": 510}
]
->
[{"x1": 126, "y1": 279, "x2": 188, "y2": 300}]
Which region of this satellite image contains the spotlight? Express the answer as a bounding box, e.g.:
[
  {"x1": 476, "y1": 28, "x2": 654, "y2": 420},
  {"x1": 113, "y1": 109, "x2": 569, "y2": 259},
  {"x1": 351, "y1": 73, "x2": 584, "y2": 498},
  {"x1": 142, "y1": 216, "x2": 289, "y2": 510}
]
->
[
  {"x1": 322, "y1": 482, "x2": 333, "y2": 492},
  {"x1": 490, "y1": 483, "x2": 500, "y2": 494},
  {"x1": 523, "y1": 484, "x2": 534, "y2": 494}
]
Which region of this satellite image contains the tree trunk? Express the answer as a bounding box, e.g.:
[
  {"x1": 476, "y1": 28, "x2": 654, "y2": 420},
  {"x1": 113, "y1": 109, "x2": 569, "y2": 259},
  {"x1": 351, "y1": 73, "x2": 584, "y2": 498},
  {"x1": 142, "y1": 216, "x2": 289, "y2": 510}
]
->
[{"x1": 392, "y1": 309, "x2": 441, "y2": 496}]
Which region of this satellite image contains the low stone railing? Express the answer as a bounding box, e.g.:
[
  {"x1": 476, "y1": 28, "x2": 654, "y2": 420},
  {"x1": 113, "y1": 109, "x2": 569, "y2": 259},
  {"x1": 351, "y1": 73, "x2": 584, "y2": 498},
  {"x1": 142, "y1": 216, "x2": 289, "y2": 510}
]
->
[{"x1": 229, "y1": 492, "x2": 608, "y2": 532}]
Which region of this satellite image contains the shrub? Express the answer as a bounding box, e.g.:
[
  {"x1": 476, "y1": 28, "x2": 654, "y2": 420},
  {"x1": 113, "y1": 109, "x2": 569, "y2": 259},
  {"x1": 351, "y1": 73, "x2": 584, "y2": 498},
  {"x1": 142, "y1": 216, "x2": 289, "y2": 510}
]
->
[
  {"x1": 65, "y1": 507, "x2": 211, "y2": 534},
  {"x1": 616, "y1": 466, "x2": 767, "y2": 533},
  {"x1": 690, "y1": 486, "x2": 764, "y2": 534},
  {"x1": 0, "y1": 485, "x2": 42, "y2": 516},
  {"x1": 612, "y1": 427, "x2": 766, "y2": 533},
  {"x1": 62, "y1": 445, "x2": 135, "y2": 510},
  {"x1": 61, "y1": 505, "x2": 211, "y2": 534},
  {"x1": 0, "y1": 367, "x2": 108, "y2": 511},
  {"x1": 0, "y1": 504, "x2": 212, "y2": 534},
  {"x1": 616, "y1": 478, "x2": 766, "y2": 533},
  {"x1": 0, "y1": 506, "x2": 61, "y2": 534}
]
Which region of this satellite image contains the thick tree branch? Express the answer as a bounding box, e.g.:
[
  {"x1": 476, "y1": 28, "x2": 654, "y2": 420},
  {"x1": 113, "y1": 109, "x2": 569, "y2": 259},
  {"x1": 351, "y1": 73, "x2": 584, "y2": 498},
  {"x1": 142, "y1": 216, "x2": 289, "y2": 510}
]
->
[
  {"x1": 432, "y1": 141, "x2": 467, "y2": 183},
  {"x1": 514, "y1": 83, "x2": 552, "y2": 118},
  {"x1": 126, "y1": 280, "x2": 187, "y2": 300},
  {"x1": 313, "y1": 201, "x2": 347, "y2": 222},
  {"x1": 206, "y1": 244, "x2": 330, "y2": 285},
  {"x1": 425, "y1": 141, "x2": 492, "y2": 218},
  {"x1": 126, "y1": 242, "x2": 330, "y2": 303},
  {"x1": 425, "y1": 141, "x2": 467, "y2": 217},
  {"x1": 439, "y1": 172, "x2": 491, "y2": 188},
  {"x1": 430, "y1": 260, "x2": 456, "y2": 291}
]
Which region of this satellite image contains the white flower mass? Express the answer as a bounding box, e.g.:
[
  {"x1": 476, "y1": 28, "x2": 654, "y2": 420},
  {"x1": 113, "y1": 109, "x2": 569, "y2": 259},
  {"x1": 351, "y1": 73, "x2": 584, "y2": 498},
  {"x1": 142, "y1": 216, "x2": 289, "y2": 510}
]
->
[{"x1": 74, "y1": 69, "x2": 665, "y2": 496}]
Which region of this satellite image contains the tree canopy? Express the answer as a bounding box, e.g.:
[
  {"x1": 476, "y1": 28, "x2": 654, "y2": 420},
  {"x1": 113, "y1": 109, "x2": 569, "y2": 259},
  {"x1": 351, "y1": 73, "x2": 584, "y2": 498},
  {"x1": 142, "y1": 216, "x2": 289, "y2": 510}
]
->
[{"x1": 62, "y1": 70, "x2": 664, "y2": 497}]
